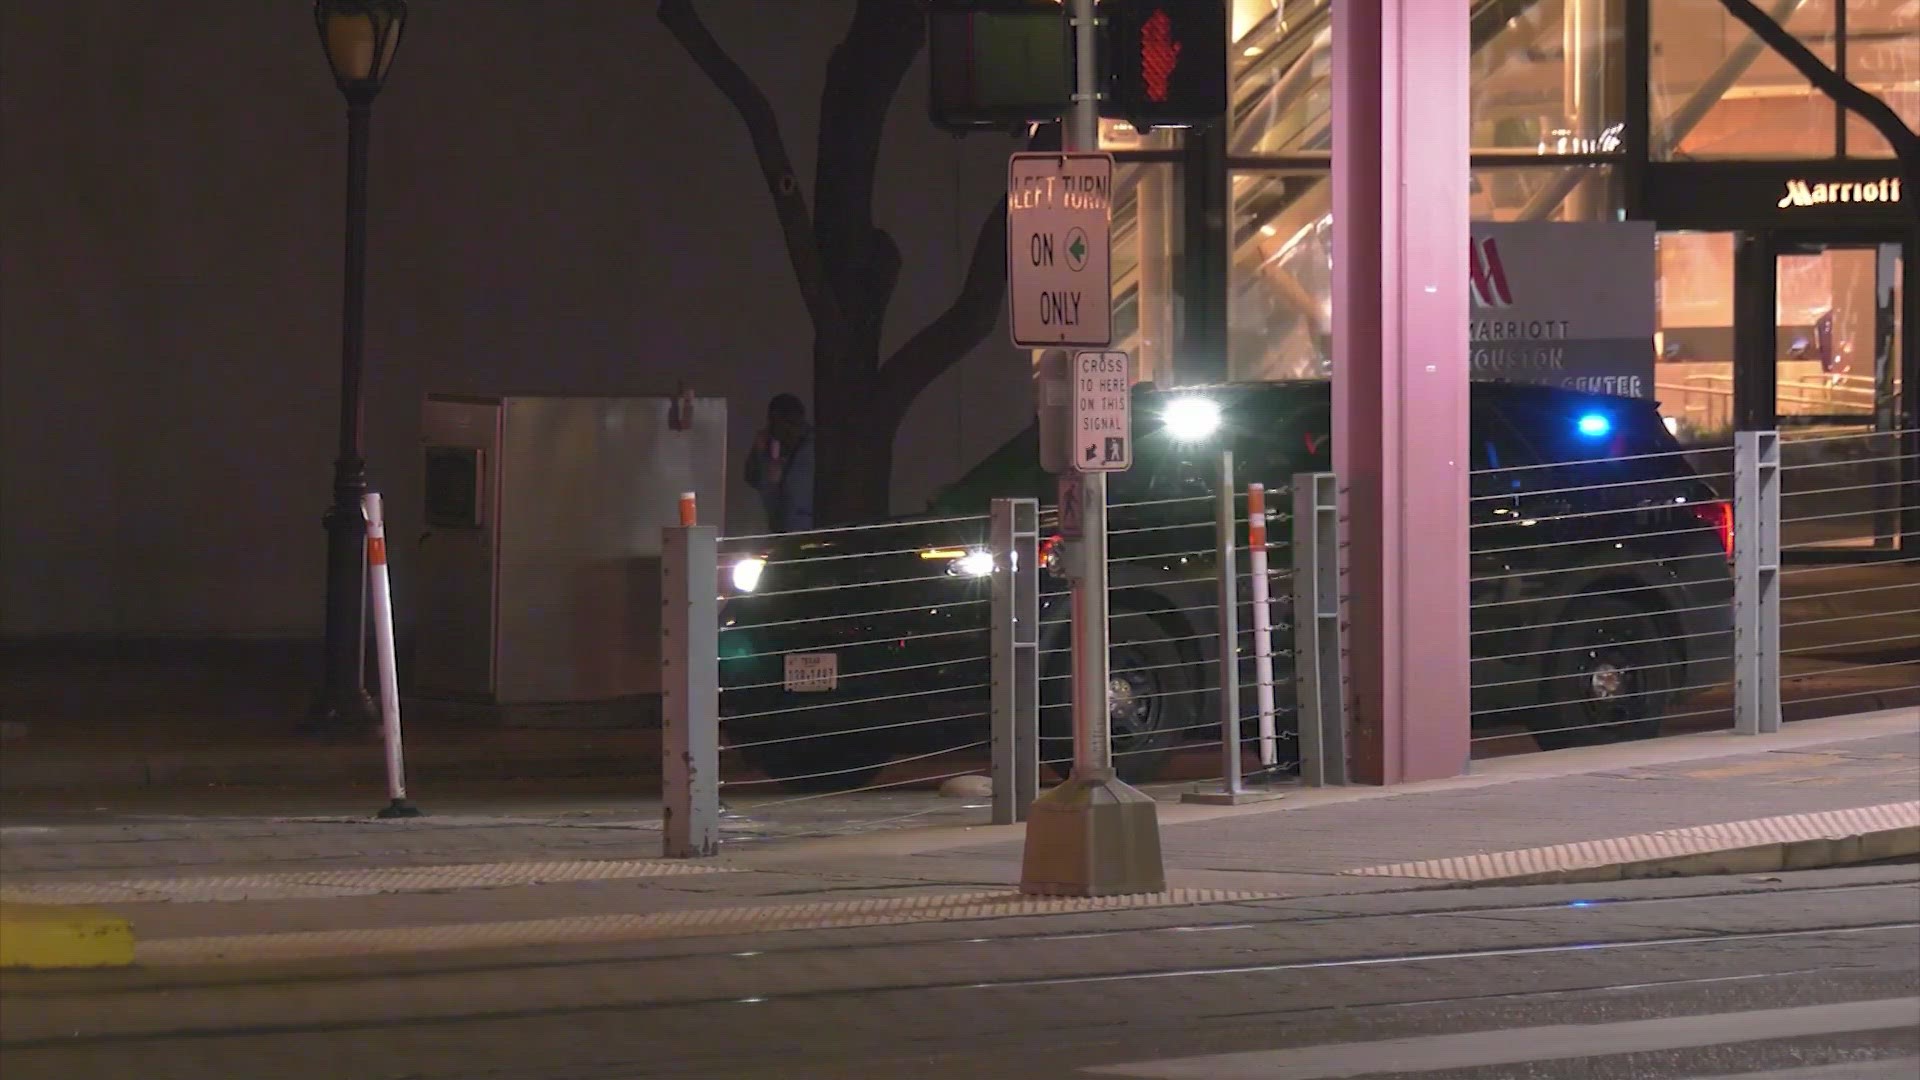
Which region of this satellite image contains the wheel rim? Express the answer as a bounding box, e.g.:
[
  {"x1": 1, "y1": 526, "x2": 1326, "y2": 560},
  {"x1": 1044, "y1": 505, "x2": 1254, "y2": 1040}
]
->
[
  {"x1": 1574, "y1": 624, "x2": 1649, "y2": 729},
  {"x1": 1108, "y1": 668, "x2": 1160, "y2": 751}
]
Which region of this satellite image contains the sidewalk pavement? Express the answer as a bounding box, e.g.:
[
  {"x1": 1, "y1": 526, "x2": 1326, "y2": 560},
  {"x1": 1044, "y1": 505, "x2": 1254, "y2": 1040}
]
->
[
  {"x1": 0, "y1": 732, "x2": 665, "y2": 794},
  {"x1": 2, "y1": 707, "x2": 1914, "y2": 969},
  {"x1": 0, "y1": 640, "x2": 666, "y2": 794}
]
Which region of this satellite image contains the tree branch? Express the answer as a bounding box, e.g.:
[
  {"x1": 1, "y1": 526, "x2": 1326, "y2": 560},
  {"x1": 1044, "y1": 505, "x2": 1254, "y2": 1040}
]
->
[
  {"x1": 879, "y1": 199, "x2": 1007, "y2": 414},
  {"x1": 657, "y1": 0, "x2": 846, "y2": 339},
  {"x1": 814, "y1": 0, "x2": 924, "y2": 335},
  {"x1": 1715, "y1": 0, "x2": 1920, "y2": 179}
]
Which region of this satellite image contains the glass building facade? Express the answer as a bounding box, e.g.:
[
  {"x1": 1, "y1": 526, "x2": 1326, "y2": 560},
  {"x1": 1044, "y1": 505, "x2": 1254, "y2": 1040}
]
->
[{"x1": 1097, "y1": 0, "x2": 1915, "y2": 456}]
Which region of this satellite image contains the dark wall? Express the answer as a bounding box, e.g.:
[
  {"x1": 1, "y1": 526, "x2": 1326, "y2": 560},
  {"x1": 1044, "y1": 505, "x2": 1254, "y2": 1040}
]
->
[{"x1": 0, "y1": 1, "x2": 1029, "y2": 639}]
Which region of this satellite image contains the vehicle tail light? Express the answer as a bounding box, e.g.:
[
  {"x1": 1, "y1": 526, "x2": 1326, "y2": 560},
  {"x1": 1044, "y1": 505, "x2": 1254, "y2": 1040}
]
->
[
  {"x1": 1690, "y1": 501, "x2": 1733, "y2": 560},
  {"x1": 1038, "y1": 533, "x2": 1063, "y2": 573}
]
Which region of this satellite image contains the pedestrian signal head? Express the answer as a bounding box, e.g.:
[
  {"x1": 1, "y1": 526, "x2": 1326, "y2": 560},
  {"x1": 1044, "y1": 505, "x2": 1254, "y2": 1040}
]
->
[{"x1": 1101, "y1": 0, "x2": 1228, "y2": 128}]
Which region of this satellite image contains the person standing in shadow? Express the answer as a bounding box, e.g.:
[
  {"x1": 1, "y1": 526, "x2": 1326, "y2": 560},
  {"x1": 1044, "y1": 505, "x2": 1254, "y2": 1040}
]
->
[{"x1": 744, "y1": 393, "x2": 815, "y2": 534}]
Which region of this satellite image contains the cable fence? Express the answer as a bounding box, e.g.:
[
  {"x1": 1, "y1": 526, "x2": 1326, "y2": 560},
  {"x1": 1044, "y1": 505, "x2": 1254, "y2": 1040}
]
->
[
  {"x1": 1464, "y1": 442, "x2": 1740, "y2": 751},
  {"x1": 655, "y1": 456, "x2": 1309, "y2": 850},
  {"x1": 1457, "y1": 425, "x2": 1917, "y2": 755},
  {"x1": 1773, "y1": 427, "x2": 1920, "y2": 719},
  {"x1": 703, "y1": 513, "x2": 1004, "y2": 841},
  {"x1": 652, "y1": 424, "x2": 1911, "y2": 855},
  {"x1": 1035, "y1": 476, "x2": 1303, "y2": 796}
]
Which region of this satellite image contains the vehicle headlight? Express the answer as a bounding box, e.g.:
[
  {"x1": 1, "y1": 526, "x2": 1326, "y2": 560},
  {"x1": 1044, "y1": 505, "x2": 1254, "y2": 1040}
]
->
[
  {"x1": 1162, "y1": 396, "x2": 1221, "y2": 441},
  {"x1": 953, "y1": 549, "x2": 995, "y2": 578},
  {"x1": 730, "y1": 556, "x2": 766, "y2": 593},
  {"x1": 921, "y1": 546, "x2": 996, "y2": 577}
]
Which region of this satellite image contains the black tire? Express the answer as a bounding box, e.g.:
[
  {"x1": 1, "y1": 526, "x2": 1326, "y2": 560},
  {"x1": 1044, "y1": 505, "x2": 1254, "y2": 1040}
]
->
[
  {"x1": 733, "y1": 727, "x2": 891, "y2": 793},
  {"x1": 1530, "y1": 594, "x2": 1679, "y2": 751},
  {"x1": 1041, "y1": 609, "x2": 1197, "y2": 783}
]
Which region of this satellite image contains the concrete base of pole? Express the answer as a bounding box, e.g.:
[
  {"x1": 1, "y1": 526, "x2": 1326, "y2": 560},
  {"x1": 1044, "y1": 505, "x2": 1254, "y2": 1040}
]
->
[
  {"x1": 376, "y1": 799, "x2": 423, "y2": 819},
  {"x1": 1017, "y1": 771, "x2": 1166, "y2": 896},
  {"x1": 1179, "y1": 789, "x2": 1288, "y2": 806}
]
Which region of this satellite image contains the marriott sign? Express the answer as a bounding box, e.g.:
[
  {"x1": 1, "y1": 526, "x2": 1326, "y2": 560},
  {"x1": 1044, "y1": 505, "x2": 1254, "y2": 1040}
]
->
[
  {"x1": 1467, "y1": 222, "x2": 1656, "y2": 400},
  {"x1": 1777, "y1": 176, "x2": 1903, "y2": 209}
]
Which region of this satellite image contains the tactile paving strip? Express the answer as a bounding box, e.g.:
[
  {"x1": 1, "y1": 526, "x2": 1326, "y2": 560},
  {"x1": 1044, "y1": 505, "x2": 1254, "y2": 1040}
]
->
[
  {"x1": 0, "y1": 859, "x2": 740, "y2": 905},
  {"x1": 137, "y1": 888, "x2": 1282, "y2": 966},
  {"x1": 1342, "y1": 801, "x2": 1920, "y2": 883}
]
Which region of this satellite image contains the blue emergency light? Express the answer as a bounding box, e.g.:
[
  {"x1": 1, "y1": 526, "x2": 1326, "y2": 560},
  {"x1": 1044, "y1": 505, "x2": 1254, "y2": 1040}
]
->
[{"x1": 1576, "y1": 413, "x2": 1612, "y2": 438}]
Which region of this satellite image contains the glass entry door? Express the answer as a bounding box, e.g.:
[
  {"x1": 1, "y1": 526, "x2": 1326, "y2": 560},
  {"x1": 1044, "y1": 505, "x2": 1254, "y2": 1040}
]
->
[{"x1": 1775, "y1": 239, "x2": 1908, "y2": 555}]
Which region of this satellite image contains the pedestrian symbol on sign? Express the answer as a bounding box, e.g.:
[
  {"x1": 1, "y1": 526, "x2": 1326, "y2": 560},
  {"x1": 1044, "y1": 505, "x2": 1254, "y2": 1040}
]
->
[
  {"x1": 1104, "y1": 437, "x2": 1127, "y2": 464},
  {"x1": 1059, "y1": 474, "x2": 1083, "y2": 539}
]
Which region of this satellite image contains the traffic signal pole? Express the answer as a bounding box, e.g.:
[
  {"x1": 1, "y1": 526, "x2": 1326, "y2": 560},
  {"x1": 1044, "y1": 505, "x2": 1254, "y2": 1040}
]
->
[
  {"x1": 1018, "y1": 0, "x2": 1166, "y2": 898},
  {"x1": 1066, "y1": 0, "x2": 1108, "y2": 783}
]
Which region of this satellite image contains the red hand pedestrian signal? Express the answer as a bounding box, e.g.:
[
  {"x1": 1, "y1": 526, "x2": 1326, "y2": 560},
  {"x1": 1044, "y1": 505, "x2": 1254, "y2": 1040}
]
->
[
  {"x1": 1140, "y1": 8, "x2": 1179, "y2": 103},
  {"x1": 1102, "y1": 0, "x2": 1225, "y2": 126}
]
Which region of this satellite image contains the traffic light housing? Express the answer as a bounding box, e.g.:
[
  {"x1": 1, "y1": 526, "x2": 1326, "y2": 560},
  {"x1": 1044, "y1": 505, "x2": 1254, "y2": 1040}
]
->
[
  {"x1": 1100, "y1": 0, "x2": 1227, "y2": 128},
  {"x1": 927, "y1": 0, "x2": 1071, "y2": 132}
]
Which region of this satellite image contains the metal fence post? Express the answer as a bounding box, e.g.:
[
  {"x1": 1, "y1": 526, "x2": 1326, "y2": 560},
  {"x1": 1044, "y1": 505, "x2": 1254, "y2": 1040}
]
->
[
  {"x1": 1186, "y1": 453, "x2": 1287, "y2": 807},
  {"x1": 661, "y1": 525, "x2": 720, "y2": 856},
  {"x1": 1215, "y1": 450, "x2": 1243, "y2": 795},
  {"x1": 1293, "y1": 472, "x2": 1348, "y2": 785},
  {"x1": 991, "y1": 497, "x2": 1041, "y2": 824},
  {"x1": 1734, "y1": 431, "x2": 1781, "y2": 736}
]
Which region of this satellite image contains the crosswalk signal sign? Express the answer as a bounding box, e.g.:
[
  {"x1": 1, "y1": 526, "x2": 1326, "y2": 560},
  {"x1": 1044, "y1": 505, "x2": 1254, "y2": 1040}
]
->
[{"x1": 1100, "y1": 0, "x2": 1228, "y2": 128}]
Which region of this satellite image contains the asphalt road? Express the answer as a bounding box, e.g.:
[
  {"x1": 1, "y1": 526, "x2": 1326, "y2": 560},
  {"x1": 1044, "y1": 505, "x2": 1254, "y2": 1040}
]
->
[{"x1": 4, "y1": 866, "x2": 1916, "y2": 1079}]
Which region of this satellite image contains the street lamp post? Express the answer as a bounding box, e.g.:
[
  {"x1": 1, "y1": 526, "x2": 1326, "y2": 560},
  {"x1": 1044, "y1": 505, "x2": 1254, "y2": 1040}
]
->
[{"x1": 307, "y1": 0, "x2": 406, "y2": 738}]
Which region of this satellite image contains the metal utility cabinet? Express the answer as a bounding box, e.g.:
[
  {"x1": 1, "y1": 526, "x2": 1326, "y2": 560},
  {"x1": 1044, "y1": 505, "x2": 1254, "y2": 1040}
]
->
[{"x1": 413, "y1": 394, "x2": 727, "y2": 718}]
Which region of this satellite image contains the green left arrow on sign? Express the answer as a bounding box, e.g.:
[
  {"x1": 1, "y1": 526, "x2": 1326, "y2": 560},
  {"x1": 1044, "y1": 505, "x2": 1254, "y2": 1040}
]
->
[{"x1": 1065, "y1": 227, "x2": 1090, "y2": 270}]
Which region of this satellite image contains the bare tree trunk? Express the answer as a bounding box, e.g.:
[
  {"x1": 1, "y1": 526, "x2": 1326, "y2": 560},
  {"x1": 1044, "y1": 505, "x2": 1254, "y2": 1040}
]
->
[
  {"x1": 812, "y1": 373, "x2": 898, "y2": 524},
  {"x1": 661, "y1": 0, "x2": 1010, "y2": 526}
]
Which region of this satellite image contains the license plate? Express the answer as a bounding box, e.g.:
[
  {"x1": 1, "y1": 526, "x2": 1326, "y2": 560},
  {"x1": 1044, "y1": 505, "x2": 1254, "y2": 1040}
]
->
[{"x1": 783, "y1": 652, "x2": 838, "y2": 693}]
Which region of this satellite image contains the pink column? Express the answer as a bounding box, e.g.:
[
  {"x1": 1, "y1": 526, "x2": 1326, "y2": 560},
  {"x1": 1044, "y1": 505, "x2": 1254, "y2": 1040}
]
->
[{"x1": 1332, "y1": 0, "x2": 1471, "y2": 784}]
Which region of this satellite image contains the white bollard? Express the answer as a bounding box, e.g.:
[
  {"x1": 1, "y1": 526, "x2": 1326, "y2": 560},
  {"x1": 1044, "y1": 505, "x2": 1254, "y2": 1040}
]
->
[
  {"x1": 365, "y1": 493, "x2": 421, "y2": 819},
  {"x1": 1248, "y1": 483, "x2": 1278, "y2": 771}
]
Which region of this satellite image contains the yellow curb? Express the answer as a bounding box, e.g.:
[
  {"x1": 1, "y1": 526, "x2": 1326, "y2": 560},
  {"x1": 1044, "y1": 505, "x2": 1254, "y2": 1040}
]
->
[
  {"x1": 1343, "y1": 802, "x2": 1920, "y2": 886},
  {"x1": 0, "y1": 858, "x2": 740, "y2": 906},
  {"x1": 136, "y1": 888, "x2": 1283, "y2": 967},
  {"x1": 0, "y1": 903, "x2": 135, "y2": 969}
]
